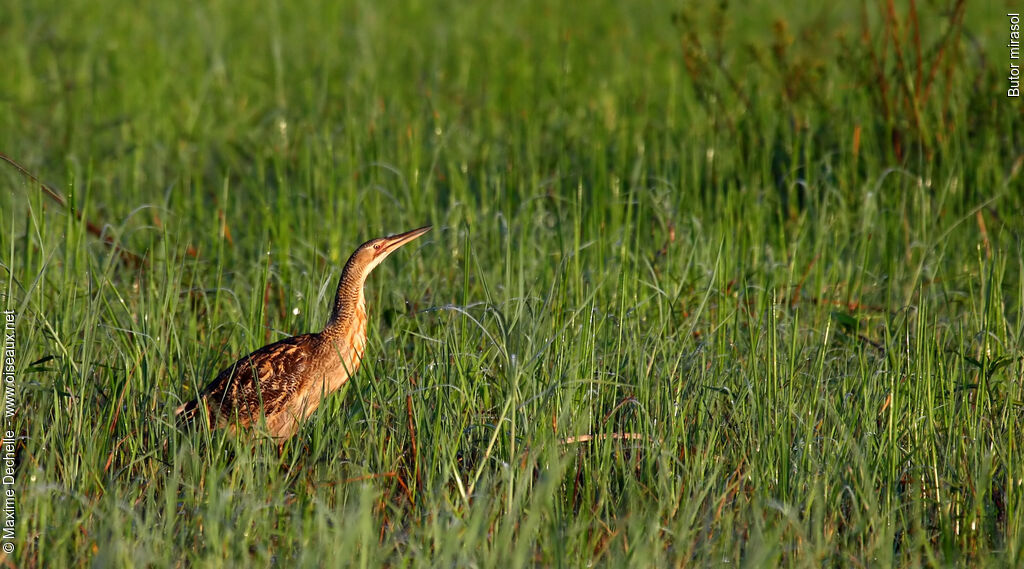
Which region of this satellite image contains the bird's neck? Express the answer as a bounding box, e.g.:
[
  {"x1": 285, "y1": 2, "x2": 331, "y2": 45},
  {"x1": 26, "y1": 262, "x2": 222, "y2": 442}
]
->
[{"x1": 323, "y1": 262, "x2": 368, "y2": 338}]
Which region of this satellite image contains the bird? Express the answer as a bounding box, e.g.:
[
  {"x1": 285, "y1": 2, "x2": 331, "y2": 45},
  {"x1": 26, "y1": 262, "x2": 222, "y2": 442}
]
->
[{"x1": 176, "y1": 225, "x2": 431, "y2": 439}]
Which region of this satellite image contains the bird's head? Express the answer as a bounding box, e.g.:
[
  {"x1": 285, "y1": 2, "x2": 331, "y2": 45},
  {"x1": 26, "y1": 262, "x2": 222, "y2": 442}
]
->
[{"x1": 347, "y1": 225, "x2": 432, "y2": 280}]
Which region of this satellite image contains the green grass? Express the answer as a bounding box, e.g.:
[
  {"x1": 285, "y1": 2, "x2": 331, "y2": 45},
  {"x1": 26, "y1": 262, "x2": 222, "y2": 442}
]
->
[{"x1": 2, "y1": 0, "x2": 1023, "y2": 566}]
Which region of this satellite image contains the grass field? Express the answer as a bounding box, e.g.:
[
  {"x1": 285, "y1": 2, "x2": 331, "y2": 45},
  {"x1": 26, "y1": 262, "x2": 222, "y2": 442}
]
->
[{"x1": 2, "y1": 0, "x2": 1023, "y2": 566}]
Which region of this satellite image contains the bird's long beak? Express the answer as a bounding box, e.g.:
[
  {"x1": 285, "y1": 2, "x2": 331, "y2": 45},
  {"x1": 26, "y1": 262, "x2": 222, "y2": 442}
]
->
[{"x1": 379, "y1": 225, "x2": 432, "y2": 256}]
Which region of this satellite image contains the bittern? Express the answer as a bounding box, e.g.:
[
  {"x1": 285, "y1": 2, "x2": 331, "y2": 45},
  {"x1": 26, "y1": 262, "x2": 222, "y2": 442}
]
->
[{"x1": 176, "y1": 225, "x2": 431, "y2": 439}]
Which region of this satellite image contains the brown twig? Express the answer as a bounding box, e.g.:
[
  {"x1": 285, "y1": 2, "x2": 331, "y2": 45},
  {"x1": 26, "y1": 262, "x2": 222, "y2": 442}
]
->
[
  {"x1": 790, "y1": 254, "x2": 819, "y2": 306},
  {"x1": 0, "y1": 150, "x2": 145, "y2": 268},
  {"x1": 976, "y1": 210, "x2": 991, "y2": 260},
  {"x1": 856, "y1": 333, "x2": 886, "y2": 354},
  {"x1": 406, "y1": 373, "x2": 421, "y2": 504},
  {"x1": 327, "y1": 471, "x2": 399, "y2": 486},
  {"x1": 558, "y1": 432, "x2": 650, "y2": 445},
  {"x1": 108, "y1": 362, "x2": 137, "y2": 435}
]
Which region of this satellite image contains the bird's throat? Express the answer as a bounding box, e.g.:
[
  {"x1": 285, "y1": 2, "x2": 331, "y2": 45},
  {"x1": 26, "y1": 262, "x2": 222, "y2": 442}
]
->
[{"x1": 323, "y1": 256, "x2": 370, "y2": 335}]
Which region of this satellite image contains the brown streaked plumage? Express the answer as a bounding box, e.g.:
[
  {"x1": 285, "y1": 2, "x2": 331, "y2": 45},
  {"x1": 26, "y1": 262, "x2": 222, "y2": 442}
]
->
[{"x1": 176, "y1": 225, "x2": 431, "y2": 439}]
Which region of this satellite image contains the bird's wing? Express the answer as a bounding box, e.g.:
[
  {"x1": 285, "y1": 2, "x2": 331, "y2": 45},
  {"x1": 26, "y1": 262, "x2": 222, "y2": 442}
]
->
[{"x1": 176, "y1": 334, "x2": 316, "y2": 429}]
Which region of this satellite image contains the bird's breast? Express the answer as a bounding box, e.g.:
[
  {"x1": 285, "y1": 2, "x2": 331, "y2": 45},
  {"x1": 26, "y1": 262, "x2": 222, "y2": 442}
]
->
[
  {"x1": 323, "y1": 302, "x2": 368, "y2": 387},
  {"x1": 349, "y1": 302, "x2": 368, "y2": 360}
]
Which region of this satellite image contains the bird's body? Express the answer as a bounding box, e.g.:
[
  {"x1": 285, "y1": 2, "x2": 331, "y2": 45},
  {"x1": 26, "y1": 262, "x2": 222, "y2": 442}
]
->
[{"x1": 176, "y1": 225, "x2": 430, "y2": 439}]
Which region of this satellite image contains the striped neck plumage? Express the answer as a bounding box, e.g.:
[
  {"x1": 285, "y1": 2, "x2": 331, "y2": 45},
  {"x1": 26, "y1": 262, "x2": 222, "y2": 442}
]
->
[
  {"x1": 320, "y1": 225, "x2": 431, "y2": 338},
  {"x1": 324, "y1": 255, "x2": 373, "y2": 336}
]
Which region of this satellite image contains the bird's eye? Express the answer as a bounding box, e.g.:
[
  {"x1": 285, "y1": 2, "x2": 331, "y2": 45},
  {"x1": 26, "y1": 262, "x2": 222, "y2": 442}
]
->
[{"x1": 373, "y1": 243, "x2": 382, "y2": 251}]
